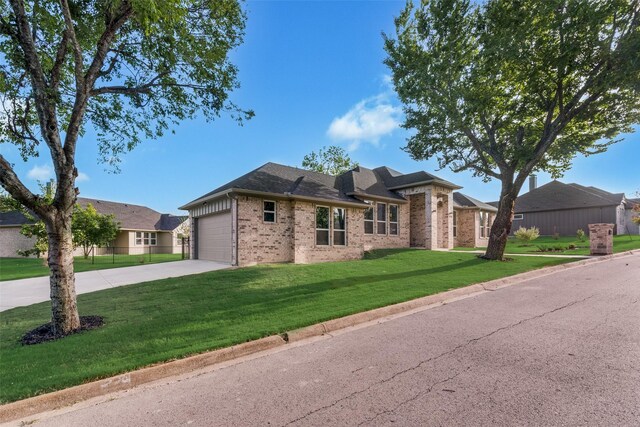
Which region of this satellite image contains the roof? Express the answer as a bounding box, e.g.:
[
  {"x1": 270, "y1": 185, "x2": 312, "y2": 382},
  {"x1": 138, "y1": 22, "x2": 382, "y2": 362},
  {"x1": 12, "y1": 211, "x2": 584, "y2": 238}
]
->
[
  {"x1": 453, "y1": 192, "x2": 498, "y2": 212},
  {"x1": 0, "y1": 199, "x2": 186, "y2": 231},
  {"x1": 0, "y1": 210, "x2": 33, "y2": 227},
  {"x1": 181, "y1": 162, "x2": 462, "y2": 210},
  {"x1": 513, "y1": 181, "x2": 625, "y2": 213},
  {"x1": 77, "y1": 198, "x2": 186, "y2": 231}
]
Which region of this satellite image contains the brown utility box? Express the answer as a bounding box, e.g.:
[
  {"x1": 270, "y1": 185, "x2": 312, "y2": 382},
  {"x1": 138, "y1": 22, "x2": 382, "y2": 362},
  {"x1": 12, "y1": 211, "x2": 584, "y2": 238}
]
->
[{"x1": 588, "y1": 223, "x2": 614, "y2": 255}]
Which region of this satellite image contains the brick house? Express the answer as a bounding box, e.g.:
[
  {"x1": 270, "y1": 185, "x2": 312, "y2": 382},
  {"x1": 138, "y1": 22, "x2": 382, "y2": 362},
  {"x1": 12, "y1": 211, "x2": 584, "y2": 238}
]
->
[{"x1": 180, "y1": 163, "x2": 494, "y2": 266}]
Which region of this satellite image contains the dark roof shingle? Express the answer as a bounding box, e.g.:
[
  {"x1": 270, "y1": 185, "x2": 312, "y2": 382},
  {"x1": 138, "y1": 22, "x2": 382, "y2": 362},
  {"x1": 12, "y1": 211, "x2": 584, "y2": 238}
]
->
[
  {"x1": 514, "y1": 181, "x2": 624, "y2": 213},
  {"x1": 453, "y1": 192, "x2": 498, "y2": 212}
]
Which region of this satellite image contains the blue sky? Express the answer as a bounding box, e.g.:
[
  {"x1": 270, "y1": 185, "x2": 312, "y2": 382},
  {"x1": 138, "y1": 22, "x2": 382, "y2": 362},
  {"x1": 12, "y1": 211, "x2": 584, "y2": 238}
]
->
[{"x1": 4, "y1": 0, "x2": 639, "y2": 214}]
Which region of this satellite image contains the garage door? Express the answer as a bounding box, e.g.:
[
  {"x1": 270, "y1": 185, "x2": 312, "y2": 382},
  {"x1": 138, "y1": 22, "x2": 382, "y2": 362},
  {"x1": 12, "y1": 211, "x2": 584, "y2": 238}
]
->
[{"x1": 197, "y1": 211, "x2": 232, "y2": 263}]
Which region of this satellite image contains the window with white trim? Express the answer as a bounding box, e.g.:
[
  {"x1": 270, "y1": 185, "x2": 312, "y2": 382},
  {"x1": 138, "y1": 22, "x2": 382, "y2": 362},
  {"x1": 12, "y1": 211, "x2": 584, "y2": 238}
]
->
[
  {"x1": 316, "y1": 206, "x2": 330, "y2": 246},
  {"x1": 479, "y1": 212, "x2": 491, "y2": 238},
  {"x1": 377, "y1": 203, "x2": 387, "y2": 235},
  {"x1": 136, "y1": 231, "x2": 157, "y2": 245},
  {"x1": 333, "y1": 208, "x2": 346, "y2": 245},
  {"x1": 389, "y1": 204, "x2": 399, "y2": 235},
  {"x1": 263, "y1": 200, "x2": 276, "y2": 223},
  {"x1": 364, "y1": 205, "x2": 374, "y2": 234},
  {"x1": 453, "y1": 210, "x2": 457, "y2": 238},
  {"x1": 514, "y1": 214, "x2": 524, "y2": 220}
]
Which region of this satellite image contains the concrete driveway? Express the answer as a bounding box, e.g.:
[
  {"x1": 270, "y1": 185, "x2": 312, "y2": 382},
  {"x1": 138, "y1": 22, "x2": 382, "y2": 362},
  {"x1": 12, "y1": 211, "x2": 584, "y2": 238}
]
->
[
  {"x1": 15, "y1": 253, "x2": 639, "y2": 426},
  {"x1": 0, "y1": 260, "x2": 230, "y2": 312}
]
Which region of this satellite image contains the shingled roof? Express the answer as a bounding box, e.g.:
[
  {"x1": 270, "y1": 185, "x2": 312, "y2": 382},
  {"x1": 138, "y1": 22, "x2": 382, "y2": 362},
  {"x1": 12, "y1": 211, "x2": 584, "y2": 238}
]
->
[
  {"x1": 181, "y1": 162, "x2": 461, "y2": 209},
  {"x1": 513, "y1": 181, "x2": 625, "y2": 213},
  {"x1": 453, "y1": 192, "x2": 498, "y2": 212},
  {"x1": 0, "y1": 199, "x2": 186, "y2": 231}
]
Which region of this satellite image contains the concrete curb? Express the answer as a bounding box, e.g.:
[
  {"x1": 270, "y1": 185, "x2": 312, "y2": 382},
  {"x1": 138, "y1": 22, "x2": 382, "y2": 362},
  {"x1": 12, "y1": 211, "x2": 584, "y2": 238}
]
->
[{"x1": 1, "y1": 249, "x2": 636, "y2": 424}]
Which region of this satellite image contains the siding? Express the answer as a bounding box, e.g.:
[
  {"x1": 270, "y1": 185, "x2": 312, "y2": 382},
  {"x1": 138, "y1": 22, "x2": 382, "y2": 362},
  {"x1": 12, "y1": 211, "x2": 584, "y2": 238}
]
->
[{"x1": 512, "y1": 206, "x2": 619, "y2": 236}]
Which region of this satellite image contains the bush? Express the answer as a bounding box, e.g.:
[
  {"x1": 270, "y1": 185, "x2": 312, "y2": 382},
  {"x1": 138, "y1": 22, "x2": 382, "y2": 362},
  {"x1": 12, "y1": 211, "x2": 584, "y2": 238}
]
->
[
  {"x1": 514, "y1": 226, "x2": 540, "y2": 245},
  {"x1": 536, "y1": 244, "x2": 549, "y2": 252},
  {"x1": 552, "y1": 232, "x2": 560, "y2": 240},
  {"x1": 576, "y1": 229, "x2": 586, "y2": 242}
]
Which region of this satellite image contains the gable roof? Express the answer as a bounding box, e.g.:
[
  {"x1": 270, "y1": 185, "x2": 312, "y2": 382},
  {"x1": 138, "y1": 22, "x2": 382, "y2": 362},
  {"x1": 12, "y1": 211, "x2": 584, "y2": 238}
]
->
[
  {"x1": 180, "y1": 162, "x2": 461, "y2": 210},
  {"x1": 513, "y1": 181, "x2": 625, "y2": 213},
  {"x1": 0, "y1": 210, "x2": 33, "y2": 227},
  {"x1": 453, "y1": 192, "x2": 498, "y2": 212},
  {"x1": 0, "y1": 199, "x2": 186, "y2": 231}
]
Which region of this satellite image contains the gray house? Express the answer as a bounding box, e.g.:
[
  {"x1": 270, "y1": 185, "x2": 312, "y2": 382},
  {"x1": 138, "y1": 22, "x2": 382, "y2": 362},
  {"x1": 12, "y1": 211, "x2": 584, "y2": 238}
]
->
[{"x1": 500, "y1": 180, "x2": 634, "y2": 236}]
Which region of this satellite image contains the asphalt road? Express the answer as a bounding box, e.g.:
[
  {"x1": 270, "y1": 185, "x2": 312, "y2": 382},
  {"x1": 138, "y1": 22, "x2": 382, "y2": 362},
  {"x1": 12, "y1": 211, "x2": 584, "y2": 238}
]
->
[{"x1": 11, "y1": 253, "x2": 640, "y2": 426}]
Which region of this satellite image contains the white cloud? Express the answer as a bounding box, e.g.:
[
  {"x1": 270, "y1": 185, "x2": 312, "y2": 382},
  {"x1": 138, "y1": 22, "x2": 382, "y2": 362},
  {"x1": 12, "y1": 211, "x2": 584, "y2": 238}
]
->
[
  {"x1": 327, "y1": 94, "x2": 402, "y2": 150},
  {"x1": 27, "y1": 165, "x2": 53, "y2": 181},
  {"x1": 76, "y1": 171, "x2": 90, "y2": 182}
]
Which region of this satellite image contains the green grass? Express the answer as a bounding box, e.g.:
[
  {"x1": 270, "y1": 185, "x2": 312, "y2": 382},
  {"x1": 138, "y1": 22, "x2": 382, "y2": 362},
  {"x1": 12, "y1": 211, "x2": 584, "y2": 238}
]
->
[
  {"x1": 0, "y1": 249, "x2": 574, "y2": 403},
  {"x1": 454, "y1": 234, "x2": 640, "y2": 255},
  {"x1": 0, "y1": 253, "x2": 184, "y2": 281}
]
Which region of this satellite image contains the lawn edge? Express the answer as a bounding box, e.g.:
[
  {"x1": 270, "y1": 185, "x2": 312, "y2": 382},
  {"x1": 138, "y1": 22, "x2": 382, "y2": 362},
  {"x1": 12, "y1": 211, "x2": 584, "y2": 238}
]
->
[{"x1": 1, "y1": 249, "x2": 636, "y2": 424}]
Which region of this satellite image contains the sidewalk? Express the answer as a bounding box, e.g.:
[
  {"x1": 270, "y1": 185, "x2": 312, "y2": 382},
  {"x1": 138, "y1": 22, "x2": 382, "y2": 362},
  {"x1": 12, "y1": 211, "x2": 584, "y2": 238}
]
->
[{"x1": 0, "y1": 260, "x2": 230, "y2": 312}]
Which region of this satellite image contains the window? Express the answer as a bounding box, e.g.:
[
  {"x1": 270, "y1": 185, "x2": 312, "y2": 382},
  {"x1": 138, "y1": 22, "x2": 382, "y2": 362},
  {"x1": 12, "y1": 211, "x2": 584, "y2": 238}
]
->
[
  {"x1": 136, "y1": 232, "x2": 157, "y2": 245},
  {"x1": 333, "y1": 208, "x2": 346, "y2": 245},
  {"x1": 479, "y1": 212, "x2": 491, "y2": 238},
  {"x1": 377, "y1": 203, "x2": 387, "y2": 234},
  {"x1": 316, "y1": 206, "x2": 330, "y2": 246},
  {"x1": 263, "y1": 200, "x2": 276, "y2": 223},
  {"x1": 364, "y1": 205, "x2": 374, "y2": 234},
  {"x1": 453, "y1": 210, "x2": 457, "y2": 238},
  {"x1": 514, "y1": 214, "x2": 524, "y2": 220},
  {"x1": 389, "y1": 204, "x2": 399, "y2": 235}
]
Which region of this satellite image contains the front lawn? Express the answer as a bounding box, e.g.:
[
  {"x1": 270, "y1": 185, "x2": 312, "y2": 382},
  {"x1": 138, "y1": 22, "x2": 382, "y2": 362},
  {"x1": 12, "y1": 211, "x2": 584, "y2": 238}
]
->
[
  {"x1": 0, "y1": 253, "x2": 184, "y2": 281},
  {"x1": 0, "y1": 249, "x2": 574, "y2": 403},
  {"x1": 454, "y1": 234, "x2": 640, "y2": 255}
]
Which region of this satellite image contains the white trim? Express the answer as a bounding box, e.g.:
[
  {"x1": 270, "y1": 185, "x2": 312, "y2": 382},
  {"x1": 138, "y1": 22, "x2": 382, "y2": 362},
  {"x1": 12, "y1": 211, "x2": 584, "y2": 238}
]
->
[
  {"x1": 514, "y1": 214, "x2": 524, "y2": 220},
  {"x1": 263, "y1": 200, "x2": 277, "y2": 223},
  {"x1": 389, "y1": 204, "x2": 399, "y2": 236},
  {"x1": 315, "y1": 205, "x2": 330, "y2": 246},
  {"x1": 376, "y1": 202, "x2": 387, "y2": 235},
  {"x1": 333, "y1": 207, "x2": 347, "y2": 246}
]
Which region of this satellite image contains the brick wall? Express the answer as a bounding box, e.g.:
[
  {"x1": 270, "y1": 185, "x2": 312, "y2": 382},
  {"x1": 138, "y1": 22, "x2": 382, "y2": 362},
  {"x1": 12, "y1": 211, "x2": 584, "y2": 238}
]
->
[
  {"x1": 237, "y1": 196, "x2": 295, "y2": 266},
  {"x1": 0, "y1": 227, "x2": 36, "y2": 257},
  {"x1": 408, "y1": 194, "x2": 426, "y2": 247},
  {"x1": 454, "y1": 209, "x2": 476, "y2": 247},
  {"x1": 363, "y1": 202, "x2": 410, "y2": 250},
  {"x1": 293, "y1": 201, "x2": 364, "y2": 264}
]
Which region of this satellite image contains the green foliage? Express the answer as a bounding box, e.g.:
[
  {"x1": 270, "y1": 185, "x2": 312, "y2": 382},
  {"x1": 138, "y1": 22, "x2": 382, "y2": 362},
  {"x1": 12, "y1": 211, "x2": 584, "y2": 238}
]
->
[
  {"x1": 302, "y1": 145, "x2": 359, "y2": 176},
  {"x1": 20, "y1": 221, "x2": 49, "y2": 257},
  {"x1": 514, "y1": 226, "x2": 540, "y2": 245},
  {"x1": 385, "y1": 0, "x2": 640, "y2": 180},
  {"x1": 632, "y1": 202, "x2": 640, "y2": 225},
  {"x1": 576, "y1": 229, "x2": 586, "y2": 242},
  {"x1": 0, "y1": 0, "x2": 252, "y2": 169},
  {"x1": 72, "y1": 204, "x2": 120, "y2": 258}
]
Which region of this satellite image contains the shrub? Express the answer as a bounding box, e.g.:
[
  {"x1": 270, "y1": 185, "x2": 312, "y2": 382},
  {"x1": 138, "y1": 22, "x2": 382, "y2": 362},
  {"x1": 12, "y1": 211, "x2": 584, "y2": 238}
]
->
[
  {"x1": 536, "y1": 244, "x2": 549, "y2": 252},
  {"x1": 576, "y1": 229, "x2": 586, "y2": 242},
  {"x1": 552, "y1": 232, "x2": 560, "y2": 240},
  {"x1": 553, "y1": 244, "x2": 566, "y2": 251},
  {"x1": 514, "y1": 226, "x2": 540, "y2": 245},
  {"x1": 568, "y1": 244, "x2": 576, "y2": 250}
]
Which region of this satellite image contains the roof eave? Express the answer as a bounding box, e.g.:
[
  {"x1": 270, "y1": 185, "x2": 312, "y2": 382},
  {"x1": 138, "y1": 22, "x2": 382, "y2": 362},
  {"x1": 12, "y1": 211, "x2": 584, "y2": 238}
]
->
[
  {"x1": 346, "y1": 192, "x2": 408, "y2": 204},
  {"x1": 179, "y1": 189, "x2": 233, "y2": 210}
]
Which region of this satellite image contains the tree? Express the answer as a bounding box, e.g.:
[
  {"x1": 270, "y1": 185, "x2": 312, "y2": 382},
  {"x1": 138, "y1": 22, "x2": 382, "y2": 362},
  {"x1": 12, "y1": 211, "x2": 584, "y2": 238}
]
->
[
  {"x1": 302, "y1": 145, "x2": 359, "y2": 176},
  {"x1": 72, "y1": 204, "x2": 119, "y2": 258},
  {"x1": 384, "y1": 0, "x2": 640, "y2": 260},
  {"x1": 0, "y1": 0, "x2": 251, "y2": 335}
]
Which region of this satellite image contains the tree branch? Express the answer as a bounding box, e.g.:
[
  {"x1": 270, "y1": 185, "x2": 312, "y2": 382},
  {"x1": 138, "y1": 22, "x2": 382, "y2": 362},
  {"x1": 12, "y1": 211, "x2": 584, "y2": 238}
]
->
[{"x1": 0, "y1": 155, "x2": 51, "y2": 219}]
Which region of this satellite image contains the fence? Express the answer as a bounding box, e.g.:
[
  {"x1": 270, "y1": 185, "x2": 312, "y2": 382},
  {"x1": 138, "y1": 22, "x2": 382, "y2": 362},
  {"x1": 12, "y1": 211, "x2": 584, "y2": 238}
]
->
[{"x1": 84, "y1": 238, "x2": 190, "y2": 265}]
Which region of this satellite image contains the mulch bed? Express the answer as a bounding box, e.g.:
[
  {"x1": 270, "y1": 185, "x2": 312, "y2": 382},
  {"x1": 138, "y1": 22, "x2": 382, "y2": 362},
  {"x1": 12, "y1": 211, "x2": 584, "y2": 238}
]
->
[{"x1": 21, "y1": 315, "x2": 104, "y2": 345}]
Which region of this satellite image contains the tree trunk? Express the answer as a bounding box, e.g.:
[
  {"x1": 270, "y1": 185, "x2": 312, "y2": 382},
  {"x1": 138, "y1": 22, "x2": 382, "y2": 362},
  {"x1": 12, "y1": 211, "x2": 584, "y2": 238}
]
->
[
  {"x1": 484, "y1": 189, "x2": 518, "y2": 260},
  {"x1": 46, "y1": 210, "x2": 80, "y2": 335}
]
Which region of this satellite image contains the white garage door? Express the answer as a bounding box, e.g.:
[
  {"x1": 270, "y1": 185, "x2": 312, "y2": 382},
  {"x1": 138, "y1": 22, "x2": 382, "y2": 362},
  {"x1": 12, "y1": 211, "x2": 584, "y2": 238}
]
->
[{"x1": 197, "y1": 211, "x2": 232, "y2": 263}]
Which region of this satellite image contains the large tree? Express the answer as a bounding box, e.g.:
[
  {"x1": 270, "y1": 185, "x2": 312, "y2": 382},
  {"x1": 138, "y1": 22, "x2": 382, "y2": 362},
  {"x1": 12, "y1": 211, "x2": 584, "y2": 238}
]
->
[
  {"x1": 0, "y1": 0, "x2": 251, "y2": 334},
  {"x1": 384, "y1": 0, "x2": 640, "y2": 259},
  {"x1": 302, "y1": 145, "x2": 358, "y2": 176}
]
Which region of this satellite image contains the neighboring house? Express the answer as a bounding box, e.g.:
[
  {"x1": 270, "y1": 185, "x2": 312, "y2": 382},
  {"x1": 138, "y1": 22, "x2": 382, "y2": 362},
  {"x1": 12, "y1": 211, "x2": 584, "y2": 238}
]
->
[
  {"x1": 493, "y1": 179, "x2": 633, "y2": 236},
  {"x1": 624, "y1": 198, "x2": 640, "y2": 235},
  {"x1": 452, "y1": 192, "x2": 498, "y2": 248},
  {"x1": 179, "y1": 162, "x2": 498, "y2": 266},
  {"x1": 0, "y1": 198, "x2": 188, "y2": 258},
  {"x1": 0, "y1": 210, "x2": 39, "y2": 257}
]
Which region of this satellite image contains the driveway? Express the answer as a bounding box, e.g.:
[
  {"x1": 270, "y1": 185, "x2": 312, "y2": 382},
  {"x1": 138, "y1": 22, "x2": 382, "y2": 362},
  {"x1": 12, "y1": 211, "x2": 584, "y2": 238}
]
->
[
  {"x1": 0, "y1": 260, "x2": 230, "y2": 312},
  {"x1": 14, "y1": 253, "x2": 639, "y2": 426}
]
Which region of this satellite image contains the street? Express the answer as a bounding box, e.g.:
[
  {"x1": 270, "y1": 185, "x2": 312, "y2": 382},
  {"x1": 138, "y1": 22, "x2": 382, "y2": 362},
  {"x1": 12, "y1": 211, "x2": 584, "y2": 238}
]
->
[{"x1": 9, "y1": 253, "x2": 640, "y2": 426}]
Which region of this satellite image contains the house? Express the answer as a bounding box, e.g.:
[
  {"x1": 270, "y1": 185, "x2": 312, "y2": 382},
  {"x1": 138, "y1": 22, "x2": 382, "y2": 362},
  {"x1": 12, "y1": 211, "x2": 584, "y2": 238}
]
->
[
  {"x1": 452, "y1": 192, "x2": 498, "y2": 248},
  {"x1": 625, "y1": 198, "x2": 640, "y2": 235},
  {"x1": 497, "y1": 178, "x2": 634, "y2": 236},
  {"x1": 0, "y1": 198, "x2": 188, "y2": 258},
  {"x1": 180, "y1": 162, "x2": 492, "y2": 266}
]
